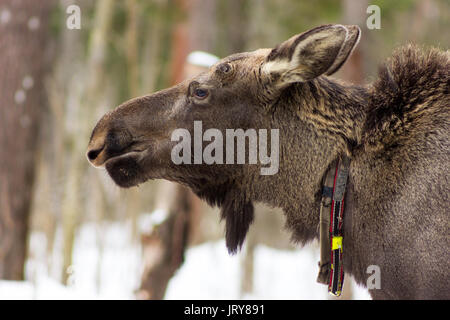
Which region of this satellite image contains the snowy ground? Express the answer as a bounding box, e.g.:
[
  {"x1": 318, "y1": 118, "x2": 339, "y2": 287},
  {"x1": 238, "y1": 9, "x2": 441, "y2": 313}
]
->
[
  {"x1": 0, "y1": 222, "x2": 371, "y2": 300},
  {"x1": 166, "y1": 241, "x2": 371, "y2": 300}
]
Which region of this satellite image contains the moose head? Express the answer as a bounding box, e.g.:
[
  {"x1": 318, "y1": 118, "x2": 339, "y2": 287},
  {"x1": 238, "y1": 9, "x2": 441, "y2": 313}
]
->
[{"x1": 87, "y1": 24, "x2": 362, "y2": 253}]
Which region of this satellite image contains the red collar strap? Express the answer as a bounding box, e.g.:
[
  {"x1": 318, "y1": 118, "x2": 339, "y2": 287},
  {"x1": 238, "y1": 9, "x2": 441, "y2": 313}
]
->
[{"x1": 317, "y1": 156, "x2": 350, "y2": 296}]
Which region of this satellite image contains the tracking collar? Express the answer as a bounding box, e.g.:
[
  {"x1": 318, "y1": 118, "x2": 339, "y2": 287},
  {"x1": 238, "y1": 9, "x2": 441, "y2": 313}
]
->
[{"x1": 317, "y1": 156, "x2": 350, "y2": 296}]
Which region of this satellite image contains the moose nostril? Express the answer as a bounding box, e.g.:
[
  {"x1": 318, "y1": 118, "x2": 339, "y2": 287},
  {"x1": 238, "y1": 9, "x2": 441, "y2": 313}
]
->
[{"x1": 87, "y1": 147, "x2": 103, "y2": 161}]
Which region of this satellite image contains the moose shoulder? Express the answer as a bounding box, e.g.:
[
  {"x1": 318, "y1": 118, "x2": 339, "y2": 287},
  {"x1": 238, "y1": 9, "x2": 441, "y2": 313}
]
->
[{"x1": 87, "y1": 24, "x2": 449, "y2": 299}]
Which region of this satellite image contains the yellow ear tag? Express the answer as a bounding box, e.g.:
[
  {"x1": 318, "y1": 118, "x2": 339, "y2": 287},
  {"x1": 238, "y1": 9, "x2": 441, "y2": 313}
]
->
[{"x1": 332, "y1": 236, "x2": 343, "y2": 251}]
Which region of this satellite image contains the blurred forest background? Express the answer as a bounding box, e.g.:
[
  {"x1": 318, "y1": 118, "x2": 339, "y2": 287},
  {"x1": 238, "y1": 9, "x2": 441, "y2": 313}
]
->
[{"x1": 0, "y1": 0, "x2": 448, "y2": 299}]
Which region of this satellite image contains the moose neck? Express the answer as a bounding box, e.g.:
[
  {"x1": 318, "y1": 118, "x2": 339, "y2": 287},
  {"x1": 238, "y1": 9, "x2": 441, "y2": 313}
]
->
[{"x1": 250, "y1": 76, "x2": 368, "y2": 244}]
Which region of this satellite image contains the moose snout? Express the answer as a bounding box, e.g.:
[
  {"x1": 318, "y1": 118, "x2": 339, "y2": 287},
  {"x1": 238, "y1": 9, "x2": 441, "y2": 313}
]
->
[{"x1": 87, "y1": 127, "x2": 134, "y2": 168}]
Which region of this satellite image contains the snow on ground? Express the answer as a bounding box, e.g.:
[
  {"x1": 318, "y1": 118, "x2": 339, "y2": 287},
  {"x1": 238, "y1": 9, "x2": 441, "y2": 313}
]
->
[
  {"x1": 0, "y1": 221, "x2": 141, "y2": 300},
  {"x1": 165, "y1": 240, "x2": 371, "y2": 300},
  {"x1": 0, "y1": 222, "x2": 371, "y2": 300}
]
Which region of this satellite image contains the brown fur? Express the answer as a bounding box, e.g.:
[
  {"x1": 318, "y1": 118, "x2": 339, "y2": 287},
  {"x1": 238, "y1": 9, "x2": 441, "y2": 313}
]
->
[{"x1": 87, "y1": 25, "x2": 449, "y2": 299}]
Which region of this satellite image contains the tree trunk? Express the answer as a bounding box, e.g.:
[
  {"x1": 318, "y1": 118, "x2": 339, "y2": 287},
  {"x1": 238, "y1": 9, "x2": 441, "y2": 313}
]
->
[
  {"x1": 0, "y1": 0, "x2": 54, "y2": 280},
  {"x1": 60, "y1": 0, "x2": 115, "y2": 285},
  {"x1": 137, "y1": 0, "x2": 215, "y2": 299},
  {"x1": 137, "y1": 0, "x2": 191, "y2": 299},
  {"x1": 137, "y1": 183, "x2": 191, "y2": 299},
  {"x1": 339, "y1": 0, "x2": 368, "y2": 85}
]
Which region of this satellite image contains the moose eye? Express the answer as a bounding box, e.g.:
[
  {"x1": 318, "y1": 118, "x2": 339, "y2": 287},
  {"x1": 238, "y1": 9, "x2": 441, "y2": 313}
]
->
[
  {"x1": 194, "y1": 88, "x2": 208, "y2": 99},
  {"x1": 219, "y1": 63, "x2": 231, "y2": 73}
]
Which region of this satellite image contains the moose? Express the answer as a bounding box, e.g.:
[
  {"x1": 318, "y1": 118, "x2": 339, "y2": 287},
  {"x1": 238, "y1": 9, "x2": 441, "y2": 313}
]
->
[{"x1": 87, "y1": 24, "x2": 449, "y2": 299}]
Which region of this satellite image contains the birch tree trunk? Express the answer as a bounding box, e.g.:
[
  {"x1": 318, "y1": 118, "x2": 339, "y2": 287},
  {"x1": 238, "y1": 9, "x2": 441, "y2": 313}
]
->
[
  {"x1": 60, "y1": 0, "x2": 115, "y2": 285},
  {"x1": 0, "y1": 0, "x2": 54, "y2": 280}
]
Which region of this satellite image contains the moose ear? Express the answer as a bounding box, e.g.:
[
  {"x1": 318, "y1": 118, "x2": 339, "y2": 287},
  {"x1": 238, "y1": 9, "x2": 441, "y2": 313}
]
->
[{"x1": 262, "y1": 24, "x2": 361, "y2": 86}]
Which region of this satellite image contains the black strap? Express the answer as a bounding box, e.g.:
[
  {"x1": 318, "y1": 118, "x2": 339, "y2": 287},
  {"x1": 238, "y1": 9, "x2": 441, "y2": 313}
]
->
[{"x1": 322, "y1": 186, "x2": 333, "y2": 198}]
